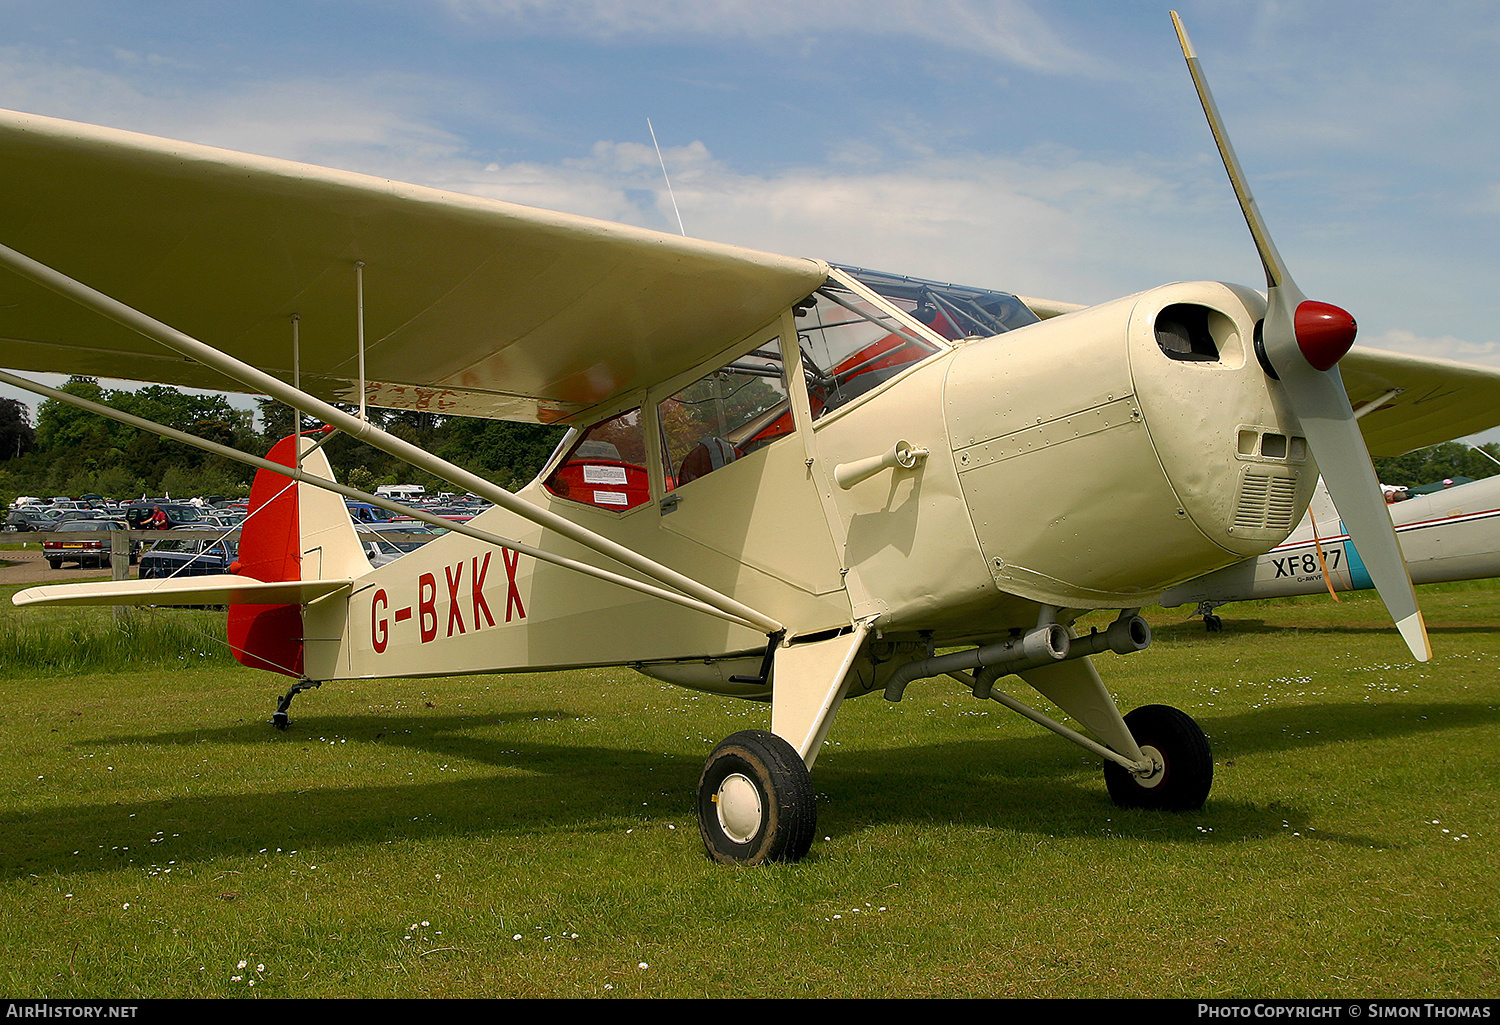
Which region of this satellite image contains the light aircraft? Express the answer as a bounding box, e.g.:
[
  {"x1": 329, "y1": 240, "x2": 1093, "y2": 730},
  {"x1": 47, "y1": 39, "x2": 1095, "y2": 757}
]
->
[
  {"x1": 5, "y1": 14, "x2": 1500, "y2": 865},
  {"x1": 1162, "y1": 472, "x2": 1500, "y2": 629}
]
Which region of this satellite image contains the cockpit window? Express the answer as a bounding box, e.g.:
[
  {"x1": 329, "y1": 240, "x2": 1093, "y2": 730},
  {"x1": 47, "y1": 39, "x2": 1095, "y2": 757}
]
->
[
  {"x1": 543, "y1": 408, "x2": 651, "y2": 511},
  {"x1": 660, "y1": 338, "x2": 792, "y2": 491},
  {"x1": 796, "y1": 278, "x2": 943, "y2": 421},
  {"x1": 836, "y1": 264, "x2": 1040, "y2": 339}
]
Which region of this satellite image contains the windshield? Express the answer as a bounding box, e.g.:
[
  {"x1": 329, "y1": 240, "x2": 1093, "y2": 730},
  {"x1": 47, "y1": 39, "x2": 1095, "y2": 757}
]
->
[
  {"x1": 795, "y1": 277, "x2": 943, "y2": 421},
  {"x1": 834, "y1": 264, "x2": 1039, "y2": 339}
]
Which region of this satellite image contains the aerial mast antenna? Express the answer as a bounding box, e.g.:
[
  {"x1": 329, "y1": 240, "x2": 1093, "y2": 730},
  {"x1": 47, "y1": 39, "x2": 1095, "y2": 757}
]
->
[{"x1": 647, "y1": 118, "x2": 686, "y2": 236}]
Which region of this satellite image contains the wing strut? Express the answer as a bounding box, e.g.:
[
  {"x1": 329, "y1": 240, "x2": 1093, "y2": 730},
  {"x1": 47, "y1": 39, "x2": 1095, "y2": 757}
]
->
[
  {"x1": 0, "y1": 241, "x2": 783, "y2": 635},
  {"x1": 0, "y1": 367, "x2": 769, "y2": 631}
]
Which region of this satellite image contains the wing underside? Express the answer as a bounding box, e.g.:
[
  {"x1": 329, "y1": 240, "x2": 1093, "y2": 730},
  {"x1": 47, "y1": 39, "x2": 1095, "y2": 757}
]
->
[
  {"x1": 0, "y1": 109, "x2": 828, "y2": 424},
  {"x1": 1341, "y1": 347, "x2": 1500, "y2": 457}
]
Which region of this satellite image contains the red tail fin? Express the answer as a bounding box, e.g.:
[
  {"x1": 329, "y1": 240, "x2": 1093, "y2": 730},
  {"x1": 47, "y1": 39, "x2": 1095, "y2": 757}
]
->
[{"x1": 228, "y1": 434, "x2": 306, "y2": 677}]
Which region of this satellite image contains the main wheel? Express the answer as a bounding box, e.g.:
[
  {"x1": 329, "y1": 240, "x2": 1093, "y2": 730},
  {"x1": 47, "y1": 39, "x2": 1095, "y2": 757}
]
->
[
  {"x1": 697, "y1": 730, "x2": 817, "y2": 865},
  {"x1": 1103, "y1": 704, "x2": 1213, "y2": 811}
]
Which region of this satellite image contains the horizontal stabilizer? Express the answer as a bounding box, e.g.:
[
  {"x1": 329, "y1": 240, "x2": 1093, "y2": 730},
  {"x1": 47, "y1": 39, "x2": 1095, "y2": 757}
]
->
[{"x1": 12, "y1": 575, "x2": 353, "y2": 608}]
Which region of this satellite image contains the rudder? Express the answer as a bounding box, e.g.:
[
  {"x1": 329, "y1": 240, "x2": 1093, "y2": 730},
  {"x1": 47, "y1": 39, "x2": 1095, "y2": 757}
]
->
[{"x1": 228, "y1": 432, "x2": 365, "y2": 676}]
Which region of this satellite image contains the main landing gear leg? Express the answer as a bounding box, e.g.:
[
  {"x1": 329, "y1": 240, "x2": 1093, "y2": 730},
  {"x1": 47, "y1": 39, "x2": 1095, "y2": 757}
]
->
[
  {"x1": 271, "y1": 678, "x2": 322, "y2": 729},
  {"x1": 695, "y1": 622, "x2": 874, "y2": 866},
  {"x1": 1013, "y1": 628, "x2": 1212, "y2": 811}
]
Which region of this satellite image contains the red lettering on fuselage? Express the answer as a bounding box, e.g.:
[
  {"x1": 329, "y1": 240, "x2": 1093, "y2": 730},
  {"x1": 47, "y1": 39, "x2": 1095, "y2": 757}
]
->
[
  {"x1": 372, "y1": 588, "x2": 389, "y2": 653},
  {"x1": 472, "y1": 553, "x2": 495, "y2": 628},
  {"x1": 370, "y1": 549, "x2": 526, "y2": 651},
  {"x1": 445, "y1": 563, "x2": 465, "y2": 636},
  {"x1": 418, "y1": 573, "x2": 438, "y2": 643},
  {"x1": 503, "y1": 548, "x2": 525, "y2": 622}
]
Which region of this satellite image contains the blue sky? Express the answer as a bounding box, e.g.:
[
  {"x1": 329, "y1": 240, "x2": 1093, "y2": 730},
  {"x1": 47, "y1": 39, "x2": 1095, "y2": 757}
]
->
[{"x1": 2, "y1": 0, "x2": 1498, "y2": 442}]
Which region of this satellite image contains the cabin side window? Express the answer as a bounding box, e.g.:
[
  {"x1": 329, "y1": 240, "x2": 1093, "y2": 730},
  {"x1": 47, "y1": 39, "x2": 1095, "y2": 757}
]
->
[
  {"x1": 658, "y1": 338, "x2": 794, "y2": 491},
  {"x1": 795, "y1": 283, "x2": 942, "y2": 421},
  {"x1": 542, "y1": 408, "x2": 651, "y2": 511}
]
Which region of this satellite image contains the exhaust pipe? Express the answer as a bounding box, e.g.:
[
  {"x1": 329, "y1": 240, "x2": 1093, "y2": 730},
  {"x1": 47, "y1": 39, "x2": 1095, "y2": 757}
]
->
[
  {"x1": 882, "y1": 611, "x2": 1150, "y2": 702},
  {"x1": 883, "y1": 621, "x2": 1069, "y2": 701}
]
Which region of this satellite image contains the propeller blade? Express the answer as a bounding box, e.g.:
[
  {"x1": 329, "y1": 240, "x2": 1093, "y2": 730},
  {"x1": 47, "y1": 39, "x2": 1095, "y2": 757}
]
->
[
  {"x1": 1170, "y1": 11, "x2": 1431, "y2": 662},
  {"x1": 1274, "y1": 339, "x2": 1430, "y2": 660},
  {"x1": 1170, "y1": 11, "x2": 1287, "y2": 292}
]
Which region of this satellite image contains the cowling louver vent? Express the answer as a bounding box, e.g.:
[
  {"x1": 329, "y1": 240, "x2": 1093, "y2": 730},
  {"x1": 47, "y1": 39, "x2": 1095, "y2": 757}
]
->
[{"x1": 1233, "y1": 472, "x2": 1299, "y2": 533}]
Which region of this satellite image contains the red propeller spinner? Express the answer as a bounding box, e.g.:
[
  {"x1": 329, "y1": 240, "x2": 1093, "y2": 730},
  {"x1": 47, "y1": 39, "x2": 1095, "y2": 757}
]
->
[{"x1": 1294, "y1": 300, "x2": 1358, "y2": 371}]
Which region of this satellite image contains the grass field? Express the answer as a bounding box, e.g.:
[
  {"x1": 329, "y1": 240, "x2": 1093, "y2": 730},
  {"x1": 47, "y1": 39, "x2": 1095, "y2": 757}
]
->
[{"x1": 0, "y1": 578, "x2": 1495, "y2": 998}]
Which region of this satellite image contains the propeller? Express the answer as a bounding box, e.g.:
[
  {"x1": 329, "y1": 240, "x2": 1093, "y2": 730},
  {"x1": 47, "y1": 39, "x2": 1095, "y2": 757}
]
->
[{"x1": 1170, "y1": 12, "x2": 1431, "y2": 662}]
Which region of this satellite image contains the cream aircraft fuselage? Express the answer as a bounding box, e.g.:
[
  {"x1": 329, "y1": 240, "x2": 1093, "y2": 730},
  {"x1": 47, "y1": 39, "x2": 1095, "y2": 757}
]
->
[{"x1": 329, "y1": 276, "x2": 1312, "y2": 693}]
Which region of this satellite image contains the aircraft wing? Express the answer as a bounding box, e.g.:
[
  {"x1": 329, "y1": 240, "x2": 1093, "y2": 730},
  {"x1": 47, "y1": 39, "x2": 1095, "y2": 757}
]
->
[
  {"x1": 1341, "y1": 346, "x2": 1500, "y2": 457},
  {"x1": 0, "y1": 109, "x2": 828, "y2": 424}
]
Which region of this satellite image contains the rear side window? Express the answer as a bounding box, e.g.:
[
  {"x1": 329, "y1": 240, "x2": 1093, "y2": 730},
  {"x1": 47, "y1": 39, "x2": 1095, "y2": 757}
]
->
[
  {"x1": 658, "y1": 338, "x2": 793, "y2": 491},
  {"x1": 543, "y1": 408, "x2": 651, "y2": 512}
]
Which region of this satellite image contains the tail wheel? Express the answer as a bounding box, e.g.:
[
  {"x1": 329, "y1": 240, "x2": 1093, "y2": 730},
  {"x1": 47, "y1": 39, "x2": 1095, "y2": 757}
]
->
[
  {"x1": 697, "y1": 730, "x2": 817, "y2": 865},
  {"x1": 1104, "y1": 704, "x2": 1213, "y2": 811}
]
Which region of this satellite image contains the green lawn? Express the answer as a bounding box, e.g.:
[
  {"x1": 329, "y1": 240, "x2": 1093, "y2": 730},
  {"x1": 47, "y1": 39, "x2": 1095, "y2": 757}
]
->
[{"x1": 0, "y1": 581, "x2": 1495, "y2": 998}]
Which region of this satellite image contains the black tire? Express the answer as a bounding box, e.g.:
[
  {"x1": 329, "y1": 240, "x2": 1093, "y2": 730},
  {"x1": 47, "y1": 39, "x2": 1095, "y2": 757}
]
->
[
  {"x1": 47, "y1": 559, "x2": 61, "y2": 570},
  {"x1": 697, "y1": 730, "x2": 817, "y2": 865},
  {"x1": 1103, "y1": 704, "x2": 1213, "y2": 811}
]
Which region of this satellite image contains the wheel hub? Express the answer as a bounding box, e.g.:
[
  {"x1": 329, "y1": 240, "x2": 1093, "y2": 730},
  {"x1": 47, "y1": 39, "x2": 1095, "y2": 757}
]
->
[
  {"x1": 1133, "y1": 744, "x2": 1167, "y2": 789},
  {"x1": 714, "y1": 772, "x2": 763, "y2": 843}
]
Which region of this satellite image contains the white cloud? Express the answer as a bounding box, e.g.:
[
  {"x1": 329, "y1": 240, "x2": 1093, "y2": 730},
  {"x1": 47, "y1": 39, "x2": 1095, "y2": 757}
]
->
[{"x1": 1358, "y1": 329, "x2": 1500, "y2": 369}]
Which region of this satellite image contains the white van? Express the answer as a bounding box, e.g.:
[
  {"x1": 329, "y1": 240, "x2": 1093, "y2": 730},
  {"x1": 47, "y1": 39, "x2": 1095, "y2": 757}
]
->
[{"x1": 374, "y1": 484, "x2": 426, "y2": 502}]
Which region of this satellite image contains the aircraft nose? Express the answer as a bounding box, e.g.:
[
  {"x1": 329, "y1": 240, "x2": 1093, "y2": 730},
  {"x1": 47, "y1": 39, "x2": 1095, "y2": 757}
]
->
[{"x1": 1126, "y1": 282, "x2": 1319, "y2": 560}]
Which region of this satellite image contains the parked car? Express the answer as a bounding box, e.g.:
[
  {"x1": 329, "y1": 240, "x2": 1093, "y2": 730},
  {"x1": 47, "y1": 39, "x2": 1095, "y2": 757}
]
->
[
  {"x1": 346, "y1": 501, "x2": 394, "y2": 524},
  {"x1": 42, "y1": 508, "x2": 106, "y2": 528},
  {"x1": 4, "y1": 507, "x2": 54, "y2": 532},
  {"x1": 367, "y1": 522, "x2": 442, "y2": 551},
  {"x1": 42, "y1": 519, "x2": 131, "y2": 569},
  {"x1": 123, "y1": 501, "x2": 206, "y2": 530},
  {"x1": 355, "y1": 523, "x2": 441, "y2": 566},
  {"x1": 137, "y1": 533, "x2": 238, "y2": 579}
]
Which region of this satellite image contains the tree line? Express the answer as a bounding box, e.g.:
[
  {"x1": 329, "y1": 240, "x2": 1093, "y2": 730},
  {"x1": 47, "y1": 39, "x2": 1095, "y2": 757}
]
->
[{"x1": 0, "y1": 378, "x2": 566, "y2": 505}]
